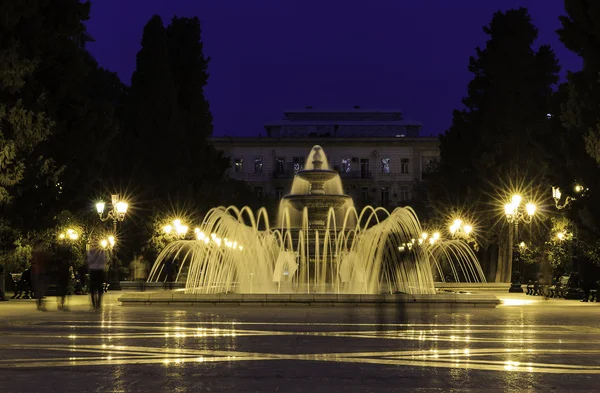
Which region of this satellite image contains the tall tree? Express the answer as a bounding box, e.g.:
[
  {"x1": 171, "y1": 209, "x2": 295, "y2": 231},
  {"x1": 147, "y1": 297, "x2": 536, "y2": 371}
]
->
[
  {"x1": 127, "y1": 15, "x2": 228, "y2": 207},
  {"x1": 0, "y1": 1, "x2": 127, "y2": 228},
  {"x1": 430, "y1": 8, "x2": 560, "y2": 281},
  {"x1": 166, "y1": 16, "x2": 228, "y2": 201},
  {"x1": 556, "y1": 0, "x2": 600, "y2": 245}
]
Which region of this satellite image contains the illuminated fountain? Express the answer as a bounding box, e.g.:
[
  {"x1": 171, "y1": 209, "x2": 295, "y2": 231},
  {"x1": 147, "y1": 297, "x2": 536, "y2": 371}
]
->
[{"x1": 148, "y1": 145, "x2": 485, "y2": 294}]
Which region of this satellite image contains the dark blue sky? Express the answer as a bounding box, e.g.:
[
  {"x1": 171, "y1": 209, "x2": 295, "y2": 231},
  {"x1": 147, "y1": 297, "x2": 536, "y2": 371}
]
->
[{"x1": 86, "y1": 0, "x2": 581, "y2": 137}]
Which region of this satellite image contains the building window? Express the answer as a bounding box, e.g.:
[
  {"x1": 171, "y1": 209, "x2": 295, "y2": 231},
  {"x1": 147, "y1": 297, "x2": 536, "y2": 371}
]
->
[
  {"x1": 275, "y1": 187, "x2": 284, "y2": 200},
  {"x1": 401, "y1": 158, "x2": 410, "y2": 174},
  {"x1": 293, "y1": 157, "x2": 305, "y2": 174},
  {"x1": 254, "y1": 158, "x2": 263, "y2": 173},
  {"x1": 254, "y1": 186, "x2": 264, "y2": 199},
  {"x1": 381, "y1": 158, "x2": 391, "y2": 174},
  {"x1": 360, "y1": 158, "x2": 370, "y2": 179},
  {"x1": 361, "y1": 187, "x2": 369, "y2": 204},
  {"x1": 275, "y1": 157, "x2": 286, "y2": 173},
  {"x1": 398, "y1": 187, "x2": 411, "y2": 202},
  {"x1": 423, "y1": 157, "x2": 438, "y2": 173},
  {"x1": 234, "y1": 158, "x2": 243, "y2": 173},
  {"x1": 381, "y1": 187, "x2": 390, "y2": 206},
  {"x1": 341, "y1": 158, "x2": 351, "y2": 173}
]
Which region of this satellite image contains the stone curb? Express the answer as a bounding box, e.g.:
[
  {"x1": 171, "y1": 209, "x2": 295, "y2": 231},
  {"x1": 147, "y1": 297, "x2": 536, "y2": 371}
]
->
[{"x1": 118, "y1": 293, "x2": 500, "y2": 307}]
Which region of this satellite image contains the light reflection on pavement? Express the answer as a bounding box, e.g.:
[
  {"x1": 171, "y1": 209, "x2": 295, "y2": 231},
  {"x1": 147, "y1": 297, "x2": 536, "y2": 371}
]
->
[{"x1": 1, "y1": 293, "x2": 600, "y2": 392}]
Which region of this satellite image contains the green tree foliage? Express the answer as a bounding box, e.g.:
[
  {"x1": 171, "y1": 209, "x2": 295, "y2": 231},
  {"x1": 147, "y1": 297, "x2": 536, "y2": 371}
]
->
[
  {"x1": 0, "y1": 1, "x2": 59, "y2": 205},
  {"x1": 429, "y1": 8, "x2": 559, "y2": 280},
  {"x1": 0, "y1": 1, "x2": 129, "y2": 265},
  {"x1": 556, "y1": 0, "x2": 600, "y2": 246},
  {"x1": 431, "y1": 8, "x2": 559, "y2": 239}
]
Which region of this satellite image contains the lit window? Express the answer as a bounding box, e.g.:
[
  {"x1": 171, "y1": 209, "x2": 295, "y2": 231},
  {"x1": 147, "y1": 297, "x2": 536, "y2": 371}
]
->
[
  {"x1": 401, "y1": 158, "x2": 409, "y2": 174},
  {"x1": 423, "y1": 157, "x2": 438, "y2": 173},
  {"x1": 234, "y1": 158, "x2": 243, "y2": 173},
  {"x1": 254, "y1": 158, "x2": 263, "y2": 173},
  {"x1": 381, "y1": 158, "x2": 391, "y2": 174},
  {"x1": 341, "y1": 158, "x2": 351, "y2": 173},
  {"x1": 293, "y1": 157, "x2": 304, "y2": 174},
  {"x1": 275, "y1": 157, "x2": 286, "y2": 173}
]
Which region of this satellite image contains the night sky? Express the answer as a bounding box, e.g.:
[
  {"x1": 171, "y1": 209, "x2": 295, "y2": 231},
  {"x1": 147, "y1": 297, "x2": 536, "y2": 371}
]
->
[{"x1": 86, "y1": 0, "x2": 581, "y2": 137}]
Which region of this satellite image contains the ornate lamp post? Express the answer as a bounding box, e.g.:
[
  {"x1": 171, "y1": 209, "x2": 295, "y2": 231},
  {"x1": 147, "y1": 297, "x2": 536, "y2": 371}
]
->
[
  {"x1": 504, "y1": 194, "x2": 536, "y2": 293},
  {"x1": 449, "y1": 219, "x2": 473, "y2": 240},
  {"x1": 163, "y1": 219, "x2": 189, "y2": 239},
  {"x1": 95, "y1": 194, "x2": 128, "y2": 290}
]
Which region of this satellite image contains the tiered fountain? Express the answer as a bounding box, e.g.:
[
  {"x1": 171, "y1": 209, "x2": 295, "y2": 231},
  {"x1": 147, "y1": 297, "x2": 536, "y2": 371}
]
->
[{"x1": 146, "y1": 145, "x2": 486, "y2": 297}]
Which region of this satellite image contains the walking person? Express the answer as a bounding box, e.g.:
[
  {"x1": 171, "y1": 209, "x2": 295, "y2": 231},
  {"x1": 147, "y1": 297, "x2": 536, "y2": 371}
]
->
[
  {"x1": 163, "y1": 257, "x2": 178, "y2": 290},
  {"x1": 133, "y1": 255, "x2": 148, "y2": 291},
  {"x1": 56, "y1": 241, "x2": 74, "y2": 311},
  {"x1": 87, "y1": 242, "x2": 108, "y2": 311},
  {"x1": 31, "y1": 240, "x2": 50, "y2": 311}
]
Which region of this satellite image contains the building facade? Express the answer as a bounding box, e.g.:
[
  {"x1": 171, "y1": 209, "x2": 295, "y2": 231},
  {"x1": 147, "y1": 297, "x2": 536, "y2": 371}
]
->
[{"x1": 210, "y1": 108, "x2": 439, "y2": 209}]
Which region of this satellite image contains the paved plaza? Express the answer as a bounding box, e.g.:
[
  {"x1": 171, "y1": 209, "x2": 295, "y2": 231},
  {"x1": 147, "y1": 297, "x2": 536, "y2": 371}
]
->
[{"x1": 1, "y1": 293, "x2": 600, "y2": 392}]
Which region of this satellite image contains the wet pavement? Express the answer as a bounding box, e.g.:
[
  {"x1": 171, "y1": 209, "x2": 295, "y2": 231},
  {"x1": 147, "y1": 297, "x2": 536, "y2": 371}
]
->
[{"x1": 1, "y1": 293, "x2": 600, "y2": 392}]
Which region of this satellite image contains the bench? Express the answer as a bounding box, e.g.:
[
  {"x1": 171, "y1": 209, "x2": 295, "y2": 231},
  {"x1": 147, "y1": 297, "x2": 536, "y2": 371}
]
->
[
  {"x1": 548, "y1": 276, "x2": 570, "y2": 298},
  {"x1": 10, "y1": 272, "x2": 33, "y2": 299},
  {"x1": 526, "y1": 281, "x2": 548, "y2": 296},
  {"x1": 584, "y1": 281, "x2": 599, "y2": 302},
  {"x1": 526, "y1": 281, "x2": 534, "y2": 295}
]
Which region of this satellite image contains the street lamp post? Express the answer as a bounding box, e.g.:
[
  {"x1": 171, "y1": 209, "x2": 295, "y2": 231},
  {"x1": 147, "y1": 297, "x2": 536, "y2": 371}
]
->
[
  {"x1": 504, "y1": 194, "x2": 536, "y2": 293},
  {"x1": 95, "y1": 194, "x2": 128, "y2": 290},
  {"x1": 163, "y1": 219, "x2": 189, "y2": 239},
  {"x1": 449, "y1": 219, "x2": 473, "y2": 240}
]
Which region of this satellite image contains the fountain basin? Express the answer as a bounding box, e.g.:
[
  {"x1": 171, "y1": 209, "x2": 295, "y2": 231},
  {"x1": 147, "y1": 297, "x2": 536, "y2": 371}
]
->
[
  {"x1": 282, "y1": 194, "x2": 352, "y2": 211},
  {"x1": 282, "y1": 193, "x2": 352, "y2": 227},
  {"x1": 295, "y1": 169, "x2": 338, "y2": 184},
  {"x1": 119, "y1": 292, "x2": 500, "y2": 307}
]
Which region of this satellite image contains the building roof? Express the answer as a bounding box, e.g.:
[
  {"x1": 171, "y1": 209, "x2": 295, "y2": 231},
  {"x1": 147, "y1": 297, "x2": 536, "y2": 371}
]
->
[
  {"x1": 283, "y1": 108, "x2": 403, "y2": 114},
  {"x1": 210, "y1": 136, "x2": 439, "y2": 147},
  {"x1": 263, "y1": 120, "x2": 422, "y2": 127}
]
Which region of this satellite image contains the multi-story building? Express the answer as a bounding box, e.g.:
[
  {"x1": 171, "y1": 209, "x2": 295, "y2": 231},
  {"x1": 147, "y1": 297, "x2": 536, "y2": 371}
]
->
[{"x1": 210, "y1": 107, "x2": 439, "y2": 209}]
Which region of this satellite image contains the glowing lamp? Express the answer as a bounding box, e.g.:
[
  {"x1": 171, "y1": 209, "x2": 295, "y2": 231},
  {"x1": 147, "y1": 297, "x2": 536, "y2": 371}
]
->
[
  {"x1": 463, "y1": 224, "x2": 473, "y2": 235},
  {"x1": 96, "y1": 202, "x2": 106, "y2": 214},
  {"x1": 115, "y1": 201, "x2": 128, "y2": 214},
  {"x1": 504, "y1": 203, "x2": 516, "y2": 216},
  {"x1": 525, "y1": 203, "x2": 536, "y2": 216},
  {"x1": 552, "y1": 187, "x2": 561, "y2": 201},
  {"x1": 511, "y1": 194, "x2": 522, "y2": 207}
]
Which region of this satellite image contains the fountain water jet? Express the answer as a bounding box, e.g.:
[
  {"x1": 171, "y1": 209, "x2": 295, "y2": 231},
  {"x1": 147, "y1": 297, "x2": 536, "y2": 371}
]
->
[{"x1": 149, "y1": 145, "x2": 486, "y2": 294}]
